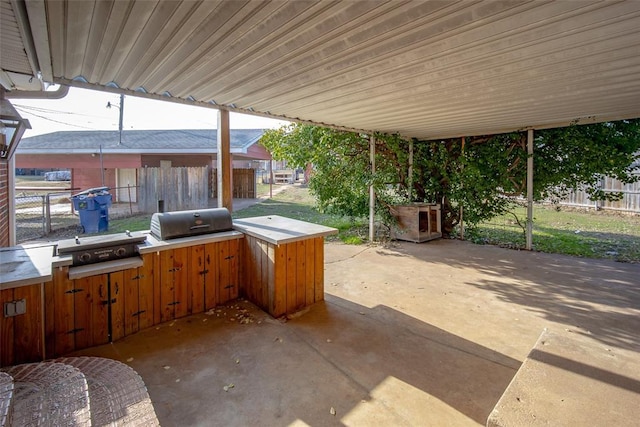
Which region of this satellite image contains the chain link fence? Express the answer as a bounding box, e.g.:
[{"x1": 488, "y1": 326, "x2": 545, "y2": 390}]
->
[
  {"x1": 15, "y1": 187, "x2": 140, "y2": 244},
  {"x1": 15, "y1": 191, "x2": 78, "y2": 243}
]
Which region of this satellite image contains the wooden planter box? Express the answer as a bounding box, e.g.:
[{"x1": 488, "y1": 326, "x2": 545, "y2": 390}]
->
[{"x1": 391, "y1": 203, "x2": 442, "y2": 243}]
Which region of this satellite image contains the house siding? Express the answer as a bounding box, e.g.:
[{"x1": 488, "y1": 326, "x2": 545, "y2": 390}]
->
[
  {"x1": 73, "y1": 168, "x2": 116, "y2": 192},
  {"x1": 245, "y1": 143, "x2": 271, "y2": 160},
  {"x1": 140, "y1": 154, "x2": 213, "y2": 168}
]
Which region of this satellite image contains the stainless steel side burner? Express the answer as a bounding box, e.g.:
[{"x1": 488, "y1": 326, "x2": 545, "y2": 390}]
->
[{"x1": 57, "y1": 231, "x2": 147, "y2": 266}]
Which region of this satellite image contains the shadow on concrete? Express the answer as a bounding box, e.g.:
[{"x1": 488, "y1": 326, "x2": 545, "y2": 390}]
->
[
  {"x1": 389, "y1": 240, "x2": 640, "y2": 352},
  {"x1": 529, "y1": 349, "x2": 640, "y2": 394},
  {"x1": 287, "y1": 295, "x2": 520, "y2": 425},
  {"x1": 72, "y1": 294, "x2": 519, "y2": 426}
]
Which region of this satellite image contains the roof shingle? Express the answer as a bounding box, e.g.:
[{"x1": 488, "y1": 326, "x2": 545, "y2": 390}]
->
[{"x1": 17, "y1": 129, "x2": 265, "y2": 153}]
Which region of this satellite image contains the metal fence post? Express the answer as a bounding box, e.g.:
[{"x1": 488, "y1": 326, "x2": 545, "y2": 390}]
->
[{"x1": 44, "y1": 194, "x2": 52, "y2": 234}]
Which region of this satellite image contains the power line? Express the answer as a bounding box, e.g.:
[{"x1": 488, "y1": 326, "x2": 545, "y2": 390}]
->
[
  {"x1": 14, "y1": 106, "x2": 96, "y2": 130},
  {"x1": 13, "y1": 103, "x2": 105, "y2": 118}
]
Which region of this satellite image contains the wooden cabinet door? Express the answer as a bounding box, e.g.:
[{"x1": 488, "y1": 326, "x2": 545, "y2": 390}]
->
[
  {"x1": 138, "y1": 253, "x2": 155, "y2": 330},
  {"x1": 188, "y1": 245, "x2": 206, "y2": 315},
  {"x1": 121, "y1": 255, "x2": 155, "y2": 337},
  {"x1": 73, "y1": 274, "x2": 109, "y2": 350},
  {"x1": 203, "y1": 242, "x2": 219, "y2": 309},
  {"x1": 160, "y1": 250, "x2": 175, "y2": 322},
  {"x1": 173, "y1": 247, "x2": 189, "y2": 319},
  {"x1": 45, "y1": 259, "x2": 158, "y2": 359},
  {"x1": 123, "y1": 268, "x2": 140, "y2": 337},
  {"x1": 213, "y1": 239, "x2": 240, "y2": 304},
  {"x1": 227, "y1": 239, "x2": 240, "y2": 301},
  {"x1": 160, "y1": 248, "x2": 189, "y2": 322},
  {"x1": 47, "y1": 266, "x2": 75, "y2": 358},
  {"x1": 110, "y1": 270, "x2": 125, "y2": 342},
  {"x1": 0, "y1": 284, "x2": 43, "y2": 366}
]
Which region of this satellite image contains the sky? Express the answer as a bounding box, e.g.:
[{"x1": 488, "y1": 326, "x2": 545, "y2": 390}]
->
[{"x1": 12, "y1": 86, "x2": 289, "y2": 137}]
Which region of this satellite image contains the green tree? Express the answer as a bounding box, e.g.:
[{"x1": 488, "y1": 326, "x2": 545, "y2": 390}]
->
[{"x1": 260, "y1": 120, "x2": 640, "y2": 238}]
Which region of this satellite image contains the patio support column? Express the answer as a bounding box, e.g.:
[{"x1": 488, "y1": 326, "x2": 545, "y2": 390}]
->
[
  {"x1": 460, "y1": 137, "x2": 465, "y2": 240},
  {"x1": 408, "y1": 139, "x2": 413, "y2": 201},
  {"x1": 526, "y1": 129, "x2": 534, "y2": 250},
  {"x1": 269, "y1": 158, "x2": 273, "y2": 198},
  {"x1": 217, "y1": 109, "x2": 233, "y2": 212},
  {"x1": 369, "y1": 134, "x2": 376, "y2": 243},
  {"x1": 8, "y1": 155, "x2": 16, "y2": 246}
]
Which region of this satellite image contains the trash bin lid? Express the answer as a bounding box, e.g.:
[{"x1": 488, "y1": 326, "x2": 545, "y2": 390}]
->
[{"x1": 72, "y1": 186, "x2": 110, "y2": 198}]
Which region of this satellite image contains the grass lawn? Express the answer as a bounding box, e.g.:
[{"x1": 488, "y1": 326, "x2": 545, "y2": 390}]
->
[
  {"x1": 15, "y1": 176, "x2": 70, "y2": 187},
  {"x1": 102, "y1": 185, "x2": 368, "y2": 245},
  {"x1": 468, "y1": 205, "x2": 640, "y2": 263},
  {"x1": 48, "y1": 185, "x2": 639, "y2": 263}
]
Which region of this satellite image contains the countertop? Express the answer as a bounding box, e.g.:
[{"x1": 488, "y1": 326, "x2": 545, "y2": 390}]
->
[
  {"x1": 0, "y1": 243, "x2": 56, "y2": 290},
  {"x1": 1, "y1": 230, "x2": 244, "y2": 289},
  {"x1": 233, "y1": 215, "x2": 338, "y2": 245},
  {"x1": 1, "y1": 216, "x2": 335, "y2": 289}
]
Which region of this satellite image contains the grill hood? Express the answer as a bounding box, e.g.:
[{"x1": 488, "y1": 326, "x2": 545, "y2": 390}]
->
[{"x1": 150, "y1": 208, "x2": 233, "y2": 240}]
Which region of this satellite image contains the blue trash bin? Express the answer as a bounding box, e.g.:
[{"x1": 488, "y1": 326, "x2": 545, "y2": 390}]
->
[{"x1": 71, "y1": 187, "x2": 112, "y2": 233}]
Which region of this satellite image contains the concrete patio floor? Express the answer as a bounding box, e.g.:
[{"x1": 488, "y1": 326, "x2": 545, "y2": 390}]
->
[{"x1": 72, "y1": 239, "x2": 640, "y2": 426}]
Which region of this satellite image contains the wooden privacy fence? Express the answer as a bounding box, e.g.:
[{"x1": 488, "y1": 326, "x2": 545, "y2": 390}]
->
[
  {"x1": 557, "y1": 174, "x2": 640, "y2": 213},
  {"x1": 210, "y1": 168, "x2": 256, "y2": 199},
  {"x1": 138, "y1": 167, "x2": 209, "y2": 213}
]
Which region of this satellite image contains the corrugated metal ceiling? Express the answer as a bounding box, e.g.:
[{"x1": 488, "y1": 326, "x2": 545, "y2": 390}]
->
[{"x1": 2, "y1": 0, "x2": 640, "y2": 139}]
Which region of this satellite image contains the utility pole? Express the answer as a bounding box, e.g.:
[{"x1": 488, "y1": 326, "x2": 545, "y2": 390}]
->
[
  {"x1": 118, "y1": 94, "x2": 124, "y2": 145},
  {"x1": 106, "y1": 94, "x2": 124, "y2": 145}
]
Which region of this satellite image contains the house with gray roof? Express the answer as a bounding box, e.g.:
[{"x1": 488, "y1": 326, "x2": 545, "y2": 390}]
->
[{"x1": 15, "y1": 129, "x2": 271, "y2": 201}]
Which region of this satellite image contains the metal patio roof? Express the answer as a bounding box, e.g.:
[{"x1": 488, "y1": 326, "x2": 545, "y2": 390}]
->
[{"x1": 2, "y1": 0, "x2": 640, "y2": 140}]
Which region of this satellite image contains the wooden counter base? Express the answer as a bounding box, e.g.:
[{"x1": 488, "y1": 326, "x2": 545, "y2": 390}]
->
[{"x1": 241, "y1": 235, "x2": 324, "y2": 318}]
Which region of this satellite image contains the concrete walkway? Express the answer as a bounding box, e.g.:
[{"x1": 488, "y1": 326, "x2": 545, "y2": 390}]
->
[{"x1": 71, "y1": 239, "x2": 640, "y2": 426}]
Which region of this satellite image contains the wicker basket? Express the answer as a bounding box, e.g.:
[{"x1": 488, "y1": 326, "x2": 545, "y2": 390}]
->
[
  {"x1": 56, "y1": 357, "x2": 159, "y2": 426},
  {"x1": 0, "y1": 372, "x2": 13, "y2": 427},
  {"x1": 1, "y1": 362, "x2": 91, "y2": 426}
]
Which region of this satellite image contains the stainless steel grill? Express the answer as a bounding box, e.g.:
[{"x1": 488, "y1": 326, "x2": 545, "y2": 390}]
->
[
  {"x1": 150, "y1": 208, "x2": 233, "y2": 240},
  {"x1": 57, "y1": 231, "x2": 147, "y2": 266}
]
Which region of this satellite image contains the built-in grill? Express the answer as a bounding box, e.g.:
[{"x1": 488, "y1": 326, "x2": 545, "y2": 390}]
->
[
  {"x1": 57, "y1": 231, "x2": 147, "y2": 266},
  {"x1": 150, "y1": 208, "x2": 233, "y2": 240}
]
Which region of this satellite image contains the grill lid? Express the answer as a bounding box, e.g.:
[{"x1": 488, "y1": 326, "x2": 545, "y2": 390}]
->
[{"x1": 150, "y1": 208, "x2": 233, "y2": 240}]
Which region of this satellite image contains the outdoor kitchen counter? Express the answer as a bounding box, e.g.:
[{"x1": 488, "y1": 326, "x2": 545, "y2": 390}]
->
[
  {"x1": 0, "y1": 243, "x2": 56, "y2": 290},
  {"x1": 232, "y1": 215, "x2": 338, "y2": 244},
  {"x1": 233, "y1": 215, "x2": 338, "y2": 318},
  {"x1": 0, "y1": 216, "x2": 330, "y2": 290},
  {"x1": 49, "y1": 230, "x2": 245, "y2": 280},
  {"x1": 1, "y1": 217, "x2": 335, "y2": 367}
]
